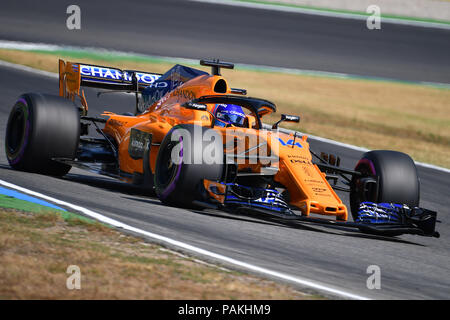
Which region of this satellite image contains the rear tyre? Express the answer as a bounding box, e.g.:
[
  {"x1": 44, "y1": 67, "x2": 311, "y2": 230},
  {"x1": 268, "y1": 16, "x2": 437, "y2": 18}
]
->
[
  {"x1": 350, "y1": 150, "x2": 420, "y2": 221},
  {"x1": 5, "y1": 93, "x2": 80, "y2": 176},
  {"x1": 154, "y1": 124, "x2": 223, "y2": 208}
]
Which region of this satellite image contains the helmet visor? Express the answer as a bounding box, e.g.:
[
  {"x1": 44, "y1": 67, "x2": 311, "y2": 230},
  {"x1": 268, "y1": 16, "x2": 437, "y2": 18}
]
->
[{"x1": 216, "y1": 111, "x2": 245, "y2": 126}]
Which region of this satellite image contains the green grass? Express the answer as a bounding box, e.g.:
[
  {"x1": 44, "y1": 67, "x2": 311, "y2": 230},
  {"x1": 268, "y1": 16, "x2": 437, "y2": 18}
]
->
[
  {"x1": 0, "y1": 206, "x2": 316, "y2": 299},
  {"x1": 0, "y1": 194, "x2": 96, "y2": 225}
]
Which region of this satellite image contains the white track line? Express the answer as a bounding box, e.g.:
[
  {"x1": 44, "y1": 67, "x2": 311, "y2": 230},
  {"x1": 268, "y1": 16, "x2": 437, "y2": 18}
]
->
[
  {"x1": 267, "y1": 127, "x2": 450, "y2": 174},
  {"x1": 190, "y1": 0, "x2": 450, "y2": 30},
  {"x1": 0, "y1": 179, "x2": 370, "y2": 300},
  {"x1": 1, "y1": 57, "x2": 449, "y2": 174},
  {"x1": 306, "y1": 134, "x2": 450, "y2": 174},
  {"x1": 301, "y1": 133, "x2": 450, "y2": 174}
]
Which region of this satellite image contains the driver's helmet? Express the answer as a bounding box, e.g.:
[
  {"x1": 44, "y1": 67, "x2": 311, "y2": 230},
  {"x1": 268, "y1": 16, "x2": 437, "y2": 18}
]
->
[{"x1": 213, "y1": 103, "x2": 246, "y2": 127}]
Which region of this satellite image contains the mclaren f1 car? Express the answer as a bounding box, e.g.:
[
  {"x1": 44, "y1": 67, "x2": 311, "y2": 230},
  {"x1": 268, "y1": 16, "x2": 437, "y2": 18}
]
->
[{"x1": 4, "y1": 59, "x2": 439, "y2": 238}]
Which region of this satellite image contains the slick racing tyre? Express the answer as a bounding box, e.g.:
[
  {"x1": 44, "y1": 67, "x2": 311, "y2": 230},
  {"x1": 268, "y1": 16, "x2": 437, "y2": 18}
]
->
[
  {"x1": 154, "y1": 124, "x2": 223, "y2": 208},
  {"x1": 5, "y1": 93, "x2": 80, "y2": 176},
  {"x1": 349, "y1": 150, "x2": 420, "y2": 221}
]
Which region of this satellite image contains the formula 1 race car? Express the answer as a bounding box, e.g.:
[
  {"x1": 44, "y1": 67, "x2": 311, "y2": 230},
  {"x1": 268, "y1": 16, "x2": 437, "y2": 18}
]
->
[{"x1": 5, "y1": 59, "x2": 439, "y2": 238}]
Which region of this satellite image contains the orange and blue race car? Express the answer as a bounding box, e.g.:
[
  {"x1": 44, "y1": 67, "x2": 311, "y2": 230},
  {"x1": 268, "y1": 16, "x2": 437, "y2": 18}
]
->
[{"x1": 4, "y1": 59, "x2": 439, "y2": 238}]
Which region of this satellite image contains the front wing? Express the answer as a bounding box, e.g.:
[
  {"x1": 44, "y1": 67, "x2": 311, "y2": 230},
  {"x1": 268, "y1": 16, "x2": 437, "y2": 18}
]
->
[{"x1": 197, "y1": 180, "x2": 440, "y2": 238}]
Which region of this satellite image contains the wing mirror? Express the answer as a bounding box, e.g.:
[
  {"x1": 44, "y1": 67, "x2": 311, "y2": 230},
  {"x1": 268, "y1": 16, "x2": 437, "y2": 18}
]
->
[{"x1": 272, "y1": 114, "x2": 300, "y2": 129}]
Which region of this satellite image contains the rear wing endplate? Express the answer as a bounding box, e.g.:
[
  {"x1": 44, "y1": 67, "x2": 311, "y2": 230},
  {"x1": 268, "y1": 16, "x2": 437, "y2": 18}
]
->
[{"x1": 58, "y1": 59, "x2": 162, "y2": 115}]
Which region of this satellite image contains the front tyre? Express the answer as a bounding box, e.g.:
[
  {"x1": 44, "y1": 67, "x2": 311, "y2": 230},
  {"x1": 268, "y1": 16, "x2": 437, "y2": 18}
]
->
[
  {"x1": 154, "y1": 124, "x2": 223, "y2": 208},
  {"x1": 350, "y1": 150, "x2": 420, "y2": 221}
]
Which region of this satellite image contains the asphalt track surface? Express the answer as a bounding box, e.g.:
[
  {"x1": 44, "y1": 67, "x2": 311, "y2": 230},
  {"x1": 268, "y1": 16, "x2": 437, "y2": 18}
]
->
[
  {"x1": 1, "y1": 63, "x2": 449, "y2": 299},
  {"x1": 0, "y1": 0, "x2": 450, "y2": 83},
  {"x1": 0, "y1": 0, "x2": 449, "y2": 299}
]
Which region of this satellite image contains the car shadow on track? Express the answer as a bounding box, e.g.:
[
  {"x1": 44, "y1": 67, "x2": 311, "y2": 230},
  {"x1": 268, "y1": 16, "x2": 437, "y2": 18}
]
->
[
  {"x1": 63, "y1": 173, "x2": 155, "y2": 197},
  {"x1": 232, "y1": 211, "x2": 425, "y2": 245},
  {"x1": 121, "y1": 193, "x2": 336, "y2": 235},
  {"x1": 193, "y1": 207, "x2": 427, "y2": 245},
  {"x1": 122, "y1": 195, "x2": 288, "y2": 228}
]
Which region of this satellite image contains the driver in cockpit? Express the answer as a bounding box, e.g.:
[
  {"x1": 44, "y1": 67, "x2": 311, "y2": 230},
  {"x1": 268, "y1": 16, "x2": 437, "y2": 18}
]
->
[{"x1": 212, "y1": 103, "x2": 246, "y2": 128}]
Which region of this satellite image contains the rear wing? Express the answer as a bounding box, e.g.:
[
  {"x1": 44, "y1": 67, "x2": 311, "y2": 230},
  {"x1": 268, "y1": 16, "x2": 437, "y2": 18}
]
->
[{"x1": 58, "y1": 59, "x2": 162, "y2": 114}]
